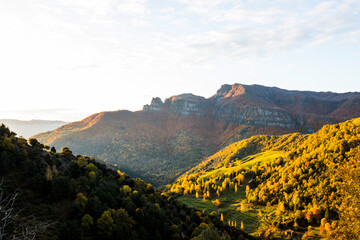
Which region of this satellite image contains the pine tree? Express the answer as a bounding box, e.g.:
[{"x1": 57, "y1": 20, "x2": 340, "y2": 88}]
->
[{"x1": 0, "y1": 151, "x2": 10, "y2": 174}]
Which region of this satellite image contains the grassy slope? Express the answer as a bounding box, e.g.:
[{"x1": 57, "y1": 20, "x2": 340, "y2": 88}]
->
[
  {"x1": 171, "y1": 135, "x2": 298, "y2": 236},
  {"x1": 200, "y1": 151, "x2": 285, "y2": 180},
  {"x1": 171, "y1": 117, "x2": 360, "y2": 239},
  {"x1": 177, "y1": 150, "x2": 281, "y2": 235}
]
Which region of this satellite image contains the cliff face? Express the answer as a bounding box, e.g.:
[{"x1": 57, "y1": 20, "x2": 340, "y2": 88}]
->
[
  {"x1": 144, "y1": 94, "x2": 208, "y2": 116},
  {"x1": 143, "y1": 83, "x2": 360, "y2": 132}
]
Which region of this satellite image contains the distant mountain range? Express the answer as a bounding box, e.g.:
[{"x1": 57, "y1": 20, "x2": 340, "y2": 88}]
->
[
  {"x1": 34, "y1": 83, "x2": 360, "y2": 185},
  {"x1": 0, "y1": 119, "x2": 67, "y2": 138}
]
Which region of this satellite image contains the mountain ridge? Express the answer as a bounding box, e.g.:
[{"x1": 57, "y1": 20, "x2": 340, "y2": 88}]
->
[
  {"x1": 34, "y1": 83, "x2": 360, "y2": 185},
  {"x1": 144, "y1": 83, "x2": 360, "y2": 130},
  {"x1": 0, "y1": 119, "x2": 67, "y2": 138}
]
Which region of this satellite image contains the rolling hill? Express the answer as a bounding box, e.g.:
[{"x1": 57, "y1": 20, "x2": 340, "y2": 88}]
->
[
  {"x1": 0, "y1": 119, "x2": 67, "y2": 138},
  {"x1": 34, "y1": 83, "x2": 360, "y2": 186},
  {"x1": 0, "y1": 124, "x2": 254, "y2": 240},
  {"x1": 169, "y1": 117, "x2": 360, "y2": 239}
]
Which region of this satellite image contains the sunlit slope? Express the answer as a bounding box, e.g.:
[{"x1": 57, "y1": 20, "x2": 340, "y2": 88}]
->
[
  {"x1": 169, "y1": 117, "x2": 360, "y2": 238},
  {"x1": 180, "y1": 132, "x2": 307, "y2": 179},
  {"x1": 34, "y1": 110, "x2": 293, "y2": 186}
]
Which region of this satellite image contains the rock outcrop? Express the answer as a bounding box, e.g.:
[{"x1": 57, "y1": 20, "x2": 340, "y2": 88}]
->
[
  {"x1": 144, "y1": 94, "x2": 208, "y2": 116},
  {"x1": 144, "y1": 83, "x2": 360, "y2": 132}
]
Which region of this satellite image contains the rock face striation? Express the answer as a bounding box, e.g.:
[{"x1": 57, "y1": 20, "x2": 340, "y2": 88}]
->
[
  {"x1": 143, "y1": 83, "x2": 360, "y2": 132},
  {"x1": 144, "y1": 94, "x2": 207, "y2": 116}
]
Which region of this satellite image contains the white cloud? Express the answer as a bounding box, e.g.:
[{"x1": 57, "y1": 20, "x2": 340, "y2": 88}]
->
[
  {"x1": 1, "y1": 0, "x2": 360, "y2": 121},
  {"x1": 131, "y1": 18, "x2": 150, "y2": 27},
  {"x1": 116, "y1": 0, "x2": 147, "y2": 15},
  {"x1": 170, "y1": 0, "x2": 360, "y2": 64}
]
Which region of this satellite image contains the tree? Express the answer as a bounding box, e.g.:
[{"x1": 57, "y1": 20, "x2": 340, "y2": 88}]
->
[
  {"x1": 89, "y1": 171, "x2": 96, "y2": 179},
  {"x1": 50, "y1": 146, "x2": 56, "y2": 153},
  {"x1": 333, "y1": 150, "x2": 360, "y2": 239},
  {"x1": 1, "y1": 185, "x2": 49, "y2": 239},
  {"x1": 74, "y1": 193, "x2": 88, "y2": 212},
  {"x1": 113, "y1": 208, "x2": 135, "y2": 236},
  {"x1": 28, "y1": 138, "x2": 39, "y2": 147},
  {"x1": 191, "y1": 224, "x2": 230, "y2": 240},
  {"x1": 81, "y1": 214, "x2": 93, "y2": 231},
  {"x1": 213, "y1": 199, "x2": 221, "y2": 207},
  {"x1": 61, "y1": 147, "x2": 72, "y2": 156},
  {"x1": 81, "y1": 214, "x2": 94, "y2": 240},
  {"x1": 0, "y1": 151, "x2": 10, "y2": 174},
  {"x1": 122, "y1": 185, "x2": 131, "y2": 194},
  {"x1": 97, "y1": 210, "x2": 114, "y2": 236},
  {"x1": 0, "y1": 187, "x2": 18, "y2": 239},
  {"x1": 85, "y1": 163, "x2": 97, "y2": 172}
]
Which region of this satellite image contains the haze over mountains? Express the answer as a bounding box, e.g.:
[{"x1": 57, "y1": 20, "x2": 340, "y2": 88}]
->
[
  {"x1": 0, "y1": 119, "x2": 67, "y2": 138},
  {"x1": 34, "y1": 83, "x2": 360, "y2": 185}
]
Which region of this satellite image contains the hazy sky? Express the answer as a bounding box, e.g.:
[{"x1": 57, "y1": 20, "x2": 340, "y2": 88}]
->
[{"x1": 1, "y1": 0, "x2": 360, "y2": 121}]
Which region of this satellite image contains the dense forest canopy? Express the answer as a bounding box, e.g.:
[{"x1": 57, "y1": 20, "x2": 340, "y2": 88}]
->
[
  {"x1": 169, "y1": 118, "x2": 360, "y2": 239},
  {"x1": 0, "y1": 124, "x2": 251, "y2": 240}
]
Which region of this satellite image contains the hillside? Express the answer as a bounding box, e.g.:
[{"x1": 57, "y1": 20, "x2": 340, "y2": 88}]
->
[
  {"x1": 0, "y1": 124, "x2": 252, "y2": 240},
  {"x1": 34, "y1": 111, "x2": 293, "y2": 186},
  {"x1": 0, "y1": 119, "x2": 67, "y2": 138},
  {"x1": 168, "y1": 117, "x2": 360, "y2": 239},
  {"x1": 34, "y1": 83, "x2": 360, "y2": 186}
]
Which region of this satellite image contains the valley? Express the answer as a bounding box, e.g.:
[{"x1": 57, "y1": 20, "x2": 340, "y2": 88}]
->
[
  {"x1": 33, "y1": 84, "x2": 360, "y2": 186},
  {"x1": 3, "y1": 1, "x2": 360, "y2": 239}
]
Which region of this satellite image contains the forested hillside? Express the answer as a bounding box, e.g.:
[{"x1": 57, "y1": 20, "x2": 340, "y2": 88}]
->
[
  {"x1": 0, "y1": 124, "x2": 252, "y2": 240},
  {"x1": 34, "y1": 110, "x2": 293, "y2": 186},
  {"x1": 169, "y1": 118, "x2": 360, "y2": 239},
  {"x1": 34, "y1": 84, "x2": 360, "y2": 186}
]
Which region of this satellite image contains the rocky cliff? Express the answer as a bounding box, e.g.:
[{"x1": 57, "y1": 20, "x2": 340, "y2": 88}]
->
[{"x1": 143, "y1": 83, "x2": 360, "y2": 132}]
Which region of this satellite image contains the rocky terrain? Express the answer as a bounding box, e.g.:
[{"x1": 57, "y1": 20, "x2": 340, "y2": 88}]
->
[{"x1": 144, "y1": 84, "x2": 360, "y2": 132}]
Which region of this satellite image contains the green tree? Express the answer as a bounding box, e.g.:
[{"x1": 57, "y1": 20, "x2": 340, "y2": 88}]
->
[
  {"x1": 97, "y1": 210, "x2": 114, "y2": 236},
  {"x1": 74, "y1": 193, "x2": 88, "y2": 212},
  {"x1": 61, "y1": 147, "x2": 72, "y2": 156},
  {"x1": 81, "y1": 214, "x2": 93, "y2": 230},
  {"x1": 81, "y1": 214, "x2": 94, "y2": 240},
  {"x1": 28, "y1": 138, "x2": 39, "y2": 146},
  {"x1": 50, "y1": 146, "x2": 56, "y2": 153}
]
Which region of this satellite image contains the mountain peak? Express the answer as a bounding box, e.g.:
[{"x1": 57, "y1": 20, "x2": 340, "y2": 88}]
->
[
  {"x1": 165, "y1": 93, "x2": 206, "y2": 103},
  {"x1": 142, "y1": 83, "x2": 360, "y2": 130},
  {"x1": 214, "y1": 83, "x2": 247, "y2": 98}
]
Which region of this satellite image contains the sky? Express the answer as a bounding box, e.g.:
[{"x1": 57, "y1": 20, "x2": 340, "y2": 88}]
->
[{"x1": 0, "y1": 0, "x2": 360, "y2": 122}]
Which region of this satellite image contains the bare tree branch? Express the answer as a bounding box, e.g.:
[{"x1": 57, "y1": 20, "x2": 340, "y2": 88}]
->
[{"x1": 1, "y1": 181, "x2": 55, "y2": 240}]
